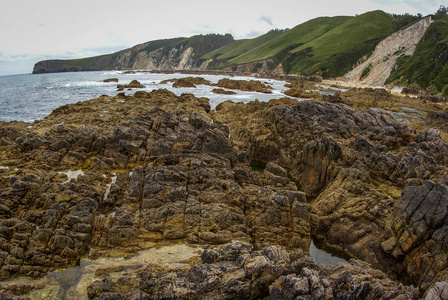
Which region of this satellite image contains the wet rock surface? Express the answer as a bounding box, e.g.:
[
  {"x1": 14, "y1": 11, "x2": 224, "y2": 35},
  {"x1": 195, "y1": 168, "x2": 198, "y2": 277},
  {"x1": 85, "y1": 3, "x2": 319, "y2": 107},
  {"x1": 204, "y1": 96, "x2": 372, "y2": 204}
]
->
[
  {"x1": 85, "y1": 241, "x2": 419, "y2": 299},
  {"x1": 116, "y1": 80, "x2": 145, "y2": 91},
  {"x1": 160, "y1": 77, "x2": 212, "y2": 88},
  {"x1": 1, "y1": 84, "x2": 448, "y2": 298},
  {"x1": 215, "y1": 78, "x2": 273, "y2": 93}
]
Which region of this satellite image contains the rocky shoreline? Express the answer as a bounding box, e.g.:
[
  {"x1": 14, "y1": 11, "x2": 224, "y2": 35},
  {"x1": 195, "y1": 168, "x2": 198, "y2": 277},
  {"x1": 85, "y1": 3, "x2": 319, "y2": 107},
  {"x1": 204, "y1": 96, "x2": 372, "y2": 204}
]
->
[{"x1": 0, "y1": 78, "x2": 448, "y2": 299}]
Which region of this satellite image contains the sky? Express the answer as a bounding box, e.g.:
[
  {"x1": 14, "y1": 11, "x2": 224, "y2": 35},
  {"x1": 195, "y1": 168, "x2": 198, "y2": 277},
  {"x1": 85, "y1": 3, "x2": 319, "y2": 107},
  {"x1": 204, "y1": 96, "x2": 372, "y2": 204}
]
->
[{"x1": 0, "y1": 0, "x2": 441, "y2": 76}]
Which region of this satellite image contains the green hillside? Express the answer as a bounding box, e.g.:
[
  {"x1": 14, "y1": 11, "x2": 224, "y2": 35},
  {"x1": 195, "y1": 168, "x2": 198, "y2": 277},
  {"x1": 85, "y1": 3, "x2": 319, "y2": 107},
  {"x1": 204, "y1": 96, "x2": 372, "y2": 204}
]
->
[
  {"x1": 33, "y1": 34, "x2": 234, "y2": 74},
  {"x1": 33, "y1": 9, "x2": 447, "y2": 92},
  {"x1": 386, "y1": 14, "x2": 448, "y2": 95},
  {"x1": 286, "y1": 10, "x2": 398, "y2": 77},
  {"x1": 203, "y1": 29, "x2": 286, "y2": 61},
  {"x1": 228, "y1": 16, "x2": 352, "y2": 65},
  {"x1": 203, "y1": 11, "x2": 399, "y2": 78}
]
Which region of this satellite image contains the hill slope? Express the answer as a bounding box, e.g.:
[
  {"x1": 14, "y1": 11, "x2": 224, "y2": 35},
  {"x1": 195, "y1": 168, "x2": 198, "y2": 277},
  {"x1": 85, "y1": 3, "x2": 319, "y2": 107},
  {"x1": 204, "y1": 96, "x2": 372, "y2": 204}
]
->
[
  {"x1": 33, "y1": 34, "x2": 234, "y2": 74},
  {"x1": 32, "y1": 10, "x2": 447, "y2": 94},
  {"x1": 386, "y1": 14, "x2": 448, "y2": 95},
  {"x1": 202, "y1": 29, "x2": 286, "y2": 61},
  {"x1": 204, "y1": 11, "x2": 399, "y2": 77},
  {"x1": 343, "y1": 16, "x2": 433, "y2": 86}
]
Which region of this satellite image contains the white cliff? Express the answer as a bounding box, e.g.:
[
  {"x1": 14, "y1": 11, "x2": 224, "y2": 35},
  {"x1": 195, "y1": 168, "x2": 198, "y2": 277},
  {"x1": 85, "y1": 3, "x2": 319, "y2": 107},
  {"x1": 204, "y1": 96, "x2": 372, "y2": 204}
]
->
[{"x1": 343, "y1": 17, "x2": 433, "y2": 87}]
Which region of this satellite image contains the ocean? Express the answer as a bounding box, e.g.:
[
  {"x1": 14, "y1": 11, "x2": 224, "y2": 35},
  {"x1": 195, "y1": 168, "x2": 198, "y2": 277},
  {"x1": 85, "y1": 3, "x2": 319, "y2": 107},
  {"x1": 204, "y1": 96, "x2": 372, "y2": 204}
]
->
[{"x1": 0, "y1": 71, "x2": 291, "y2": 123}]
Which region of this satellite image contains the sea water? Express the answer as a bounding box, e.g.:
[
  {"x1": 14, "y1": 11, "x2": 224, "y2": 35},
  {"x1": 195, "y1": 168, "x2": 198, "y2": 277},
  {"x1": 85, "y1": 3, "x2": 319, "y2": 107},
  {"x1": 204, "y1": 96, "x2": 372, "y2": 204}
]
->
[{"x1": 0, "y1": 71, "x2": 292, "y2": 123}]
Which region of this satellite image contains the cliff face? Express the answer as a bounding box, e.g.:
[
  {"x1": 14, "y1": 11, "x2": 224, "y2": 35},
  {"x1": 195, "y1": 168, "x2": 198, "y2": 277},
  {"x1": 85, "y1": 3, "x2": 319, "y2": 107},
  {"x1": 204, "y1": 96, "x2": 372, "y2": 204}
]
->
[
  {"x1": 32, "y1": 34, "x2": 234, "y2": 74},
  {"x1": 343, "y1": 17, "x2": 433, "y2": 86},
  {"x1": 115, "y1": 44, "x2": 196, "y2": 71}
]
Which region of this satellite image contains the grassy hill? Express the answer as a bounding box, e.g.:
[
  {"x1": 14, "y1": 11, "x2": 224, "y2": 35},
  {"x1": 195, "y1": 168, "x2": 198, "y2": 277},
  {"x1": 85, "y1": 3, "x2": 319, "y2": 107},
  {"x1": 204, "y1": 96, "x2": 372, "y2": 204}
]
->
[
  {"x1": 228, "y1": 16, "x2": 351, "y2": 65},
  {"x1": 286, "y1": 10, "x2": 398, "y2": 77},
  {"x1": 386, "y1": 14, "x2": 448, "y2": 96},
  {"x1": 34, "y1": 9, "x2": 446, "y2": 93},
  {"x1": 33, "y1": 34, "x2": 234, "y2": 74},
  {"x1": 205, "y1": 11, "x2": 398, "y2": 78},
  {"x1": 203, "y1": 29, "x2": 286, "y2": 61}
]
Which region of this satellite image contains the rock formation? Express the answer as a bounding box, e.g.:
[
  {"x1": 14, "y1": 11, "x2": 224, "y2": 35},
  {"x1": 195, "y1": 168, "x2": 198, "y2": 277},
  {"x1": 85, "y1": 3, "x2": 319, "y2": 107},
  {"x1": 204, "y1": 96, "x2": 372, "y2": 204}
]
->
[
  {"x1": 1, "y1": 81, "x2": 448, "y2": 298},
  {"x1": 32, "y1": 34, "x2": 234, "y2": 74},
  {"x1": 85, "y1": 241, "x2": 419, "y2": 299},
  {"x1": 211, "y1": 92, "x2": 448, "y2": 294}
]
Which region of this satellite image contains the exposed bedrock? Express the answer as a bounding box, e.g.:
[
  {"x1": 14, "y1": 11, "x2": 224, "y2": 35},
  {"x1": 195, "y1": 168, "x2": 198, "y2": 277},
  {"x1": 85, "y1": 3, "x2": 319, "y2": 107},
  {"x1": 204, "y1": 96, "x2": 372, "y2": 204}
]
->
[
  {"x1": 85, "y1": 241, "x2": 419, "y2": 299},
  {"x1": 1, "y1": 89, "x2": 448, "y2": 296},
  {"x1": 0, "y1": 90, "x2": 310, "y2": 282},
  {"x1": 212, "y1": 98, "x2": 448, "y2": 292}
]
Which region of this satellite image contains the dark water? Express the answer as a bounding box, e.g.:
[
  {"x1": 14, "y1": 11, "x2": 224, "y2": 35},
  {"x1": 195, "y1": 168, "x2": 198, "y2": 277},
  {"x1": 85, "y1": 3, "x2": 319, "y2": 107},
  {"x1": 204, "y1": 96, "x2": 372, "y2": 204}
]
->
[
  {"x1": 309, "y1": 240, "x2": 350, "y2": 266},
  {"x1": 0, "y1": 71, "x2": 291, "y2": 123}
]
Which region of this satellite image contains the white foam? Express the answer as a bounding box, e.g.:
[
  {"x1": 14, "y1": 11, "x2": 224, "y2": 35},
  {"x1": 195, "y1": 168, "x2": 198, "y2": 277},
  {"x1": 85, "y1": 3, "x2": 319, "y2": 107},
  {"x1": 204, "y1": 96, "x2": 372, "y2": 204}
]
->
[
  {"x1": 74, "y1": 81, "x2": 114, "y2": 87},
  {"x1": 0, "y1": 166, "x2": 9, "y2": 170},
  {"x1": 102, "y1": 71, "x2": 123, "y2": 75},
  {"x1": 233, "y1": 95, "x2": 252, "y2": 99}
]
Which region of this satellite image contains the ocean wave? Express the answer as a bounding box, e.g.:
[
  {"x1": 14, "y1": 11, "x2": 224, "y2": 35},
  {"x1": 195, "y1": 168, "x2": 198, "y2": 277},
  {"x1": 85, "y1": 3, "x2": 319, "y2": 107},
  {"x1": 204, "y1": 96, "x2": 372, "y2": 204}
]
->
[
  {"x1": 71, "y1": 81, "x2": 115, "y2": 87},
  {"x1": 232, "y1": 94, "x2": 252, "y2": 99},
  {"x1": 102, "y1": 71, "x2": 123, "y2": 75}
]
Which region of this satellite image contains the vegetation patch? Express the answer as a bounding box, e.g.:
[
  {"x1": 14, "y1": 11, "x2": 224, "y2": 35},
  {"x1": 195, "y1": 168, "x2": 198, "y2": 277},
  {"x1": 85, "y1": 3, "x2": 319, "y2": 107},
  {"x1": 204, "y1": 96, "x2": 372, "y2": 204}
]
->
[
  {"x1": 386, "y1": 14, "x2": 448, "y2": 94},
  {"x1": 360, "y1": 64, "x2": 373, "y2": 80}
]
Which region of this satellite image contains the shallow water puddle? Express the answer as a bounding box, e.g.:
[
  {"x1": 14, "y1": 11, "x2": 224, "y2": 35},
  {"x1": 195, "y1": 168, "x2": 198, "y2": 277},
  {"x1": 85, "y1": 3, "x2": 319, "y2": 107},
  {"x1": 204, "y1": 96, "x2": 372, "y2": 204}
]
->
[
  {"x1": 372, "y1": 107, "x2": 426, "y2": 121},
  {"x1": 309, "y1": 240, "x2": 349, "y2": 267},
  {"x1": 0, "y1": 244, "x2": 202, "y2": 299},
  {"x1": 60, "y1": 170, "x2": 85, "y2": 184}
]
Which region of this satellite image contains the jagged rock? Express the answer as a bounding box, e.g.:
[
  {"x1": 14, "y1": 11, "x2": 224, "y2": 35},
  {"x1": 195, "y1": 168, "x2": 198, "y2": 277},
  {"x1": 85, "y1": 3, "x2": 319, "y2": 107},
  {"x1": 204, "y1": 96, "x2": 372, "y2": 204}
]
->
[
  {"x1": 161, "y1": 77, "x2": 212, "y2": 88},
  {"x1": 116, "y1": 80, "x2": 145, "y2": 91},
  {"x1": 102, "y1": 78, "x2": 118, "y2": 83},
  {"x1": 383, "y1": 180, "x2": 448, "y2": 290},
  {"x1": 211, "y1": 88, "x2": 236, "y2": 95},
  {"x1": 0, "y1": 90, "x2": 311, "y2": 283},
  {"x1": 84, "y1": 241, "x2": 418, "y2": 299},
  {"x1": 211, "y1": 98, "x2": 448, "y2": 293},
  {"x1": 215, "y1": 78, "x2": 273, "y2": 93},
  {"x1": 0, "y1": 85, "x2": 447, "y2": 297},
  {"x1": 425, "y1": 279, "x2": 448, "y2": 300}
]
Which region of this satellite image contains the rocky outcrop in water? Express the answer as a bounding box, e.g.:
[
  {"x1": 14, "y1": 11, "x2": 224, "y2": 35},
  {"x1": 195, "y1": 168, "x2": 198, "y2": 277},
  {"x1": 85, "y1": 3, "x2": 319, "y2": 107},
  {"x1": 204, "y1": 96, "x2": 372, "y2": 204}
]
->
[{"x1": 116, "y1": 80, "x2": 145, "y2": 90}]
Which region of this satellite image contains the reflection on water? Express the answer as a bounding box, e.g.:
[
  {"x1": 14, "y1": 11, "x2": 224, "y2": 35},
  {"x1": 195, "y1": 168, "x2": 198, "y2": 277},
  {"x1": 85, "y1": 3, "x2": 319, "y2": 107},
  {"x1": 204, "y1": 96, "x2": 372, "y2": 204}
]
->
[
  {"x1": 0, "y1": 244, "x2": 202, "y2": 300},
  {"x1": 371, "y1": 107, "x2": 426, "y2": 121},
  {"x1": 309, "y1": 240, "x2": 349, "y2": 267}
]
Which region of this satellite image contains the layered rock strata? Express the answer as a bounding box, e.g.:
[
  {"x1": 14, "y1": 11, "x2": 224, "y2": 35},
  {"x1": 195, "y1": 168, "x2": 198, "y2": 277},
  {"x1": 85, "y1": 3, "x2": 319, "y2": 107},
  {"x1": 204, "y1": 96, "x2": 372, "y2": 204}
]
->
[
  {"x1": 0, "y1": 85, "x2": 448, "y2": 298},
  {"x1": 211, "y1": 97, "x2": 448, "y2": 292},
  {"x1": 85, "y1": 241, "x2": 419, "y2": 299},
  {"x1": 0, "y1": 90, "x2": 309, "y2": 283}
]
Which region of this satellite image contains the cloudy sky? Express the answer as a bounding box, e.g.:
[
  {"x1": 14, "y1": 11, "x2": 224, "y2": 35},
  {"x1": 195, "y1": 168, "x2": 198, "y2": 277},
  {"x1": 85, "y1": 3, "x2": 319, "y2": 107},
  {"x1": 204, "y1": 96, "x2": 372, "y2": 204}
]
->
[{"x1": 0, "y1": 0, "x2": 440, "y2": 76}]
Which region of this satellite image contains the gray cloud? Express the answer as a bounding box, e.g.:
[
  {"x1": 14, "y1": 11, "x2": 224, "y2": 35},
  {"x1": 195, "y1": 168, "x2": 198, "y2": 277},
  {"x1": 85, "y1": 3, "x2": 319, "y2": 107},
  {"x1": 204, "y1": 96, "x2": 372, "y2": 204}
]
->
[{"x1": 259, "y1": 15, "x2": 275, "y2": 27}]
